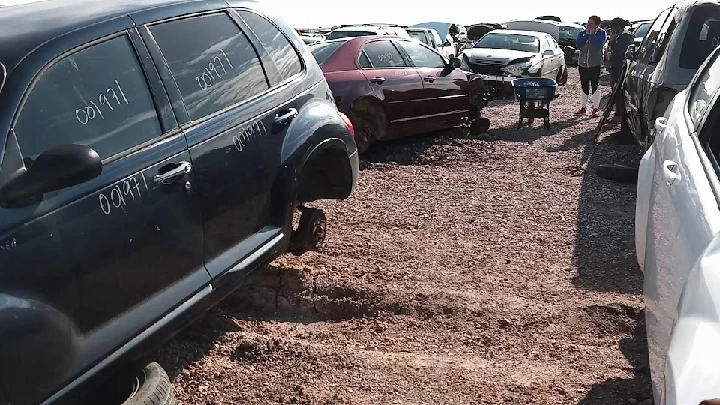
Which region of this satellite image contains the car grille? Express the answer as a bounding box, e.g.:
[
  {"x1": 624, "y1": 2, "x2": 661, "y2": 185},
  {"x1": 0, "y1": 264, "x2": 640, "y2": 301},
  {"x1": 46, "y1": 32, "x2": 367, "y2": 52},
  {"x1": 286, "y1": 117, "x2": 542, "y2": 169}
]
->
[{"x1": 468, "y1": 59, "x2": 504, "y2": 76}]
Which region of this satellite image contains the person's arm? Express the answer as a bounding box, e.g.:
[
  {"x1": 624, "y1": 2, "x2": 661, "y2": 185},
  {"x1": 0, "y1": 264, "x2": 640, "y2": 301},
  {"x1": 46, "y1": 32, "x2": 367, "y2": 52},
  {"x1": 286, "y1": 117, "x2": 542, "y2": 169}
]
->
[
  {"x1": 589, "y1": 28, "x2": 607, "y2": 48},
  {"x1": 576, "y1": 30, "x2": 588, "y2": 48}
]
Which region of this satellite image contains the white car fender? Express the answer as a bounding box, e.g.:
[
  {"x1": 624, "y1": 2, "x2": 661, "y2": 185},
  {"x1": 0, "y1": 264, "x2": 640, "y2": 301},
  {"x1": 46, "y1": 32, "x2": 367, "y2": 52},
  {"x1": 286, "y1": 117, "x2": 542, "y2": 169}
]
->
[
  {"x1": 665, "y1": 236, "x2": 720, "y2": 404},
  {"x1": 635, "y1": 144, "x2": 655, "y2": 271}
]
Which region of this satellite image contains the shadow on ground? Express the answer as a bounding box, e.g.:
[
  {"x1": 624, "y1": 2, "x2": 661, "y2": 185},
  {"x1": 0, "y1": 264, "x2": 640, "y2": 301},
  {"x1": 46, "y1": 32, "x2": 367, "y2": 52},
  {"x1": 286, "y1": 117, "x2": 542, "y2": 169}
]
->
[
  {"x1": 563, "y1": 125, "x2": 643, "y2": 294},
  {"x1": 579, "y1": 309, "x2": 652, "y2": 405},
  {"x1": 361, "y1": 127, "x2": 494, "y2": 167}
]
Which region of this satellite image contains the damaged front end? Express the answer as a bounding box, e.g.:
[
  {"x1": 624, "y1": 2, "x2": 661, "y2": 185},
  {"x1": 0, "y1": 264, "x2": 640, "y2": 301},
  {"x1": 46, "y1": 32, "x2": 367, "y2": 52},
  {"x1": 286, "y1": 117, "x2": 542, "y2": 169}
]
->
[{"x1": 465, "y1": 71, "x2": 495, "y2": 134}]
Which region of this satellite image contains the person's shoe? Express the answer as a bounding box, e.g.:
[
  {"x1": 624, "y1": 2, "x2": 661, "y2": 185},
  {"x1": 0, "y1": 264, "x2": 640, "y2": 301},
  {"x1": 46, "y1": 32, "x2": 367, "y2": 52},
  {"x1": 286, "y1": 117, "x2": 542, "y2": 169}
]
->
[
  {"x1": 574, "y1": 107, "x2": 587, "y2": 115},
  {"x1": 591, "y1": 108, "x2": 602, "y2": 117}
]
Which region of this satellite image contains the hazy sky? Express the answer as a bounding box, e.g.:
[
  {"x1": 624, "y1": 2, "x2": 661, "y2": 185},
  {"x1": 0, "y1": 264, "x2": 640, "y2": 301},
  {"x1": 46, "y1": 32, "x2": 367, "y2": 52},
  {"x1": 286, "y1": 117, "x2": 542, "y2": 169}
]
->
[
  {"x1": 0, "y1": 0, "x2": 679, "y2": 29},
  {"x1": 263, "y1": 0, "x2": 678, "y2": 28}
]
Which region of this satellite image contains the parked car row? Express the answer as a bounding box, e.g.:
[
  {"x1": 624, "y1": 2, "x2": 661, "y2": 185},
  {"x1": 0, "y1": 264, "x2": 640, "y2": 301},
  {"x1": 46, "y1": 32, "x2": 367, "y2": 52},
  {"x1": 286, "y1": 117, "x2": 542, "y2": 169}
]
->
[
  {"x1": 630, "y1": 1, "x2": 720, "y2": 405},
  {"x1": 623, "y1": 0, "x2": 720, "y2": 149}
]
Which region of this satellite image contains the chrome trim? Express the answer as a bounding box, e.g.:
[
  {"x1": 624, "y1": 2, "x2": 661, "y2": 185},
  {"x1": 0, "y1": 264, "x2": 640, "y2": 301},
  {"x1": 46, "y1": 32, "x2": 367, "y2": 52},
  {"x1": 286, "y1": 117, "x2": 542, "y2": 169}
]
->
[
  {"x1": 153, "y1": 161, "x2": 191, "y2": 184},
  {"x1": 228, "y1": 232, "x2": 284, "y2": 274},
  {"x1": 40, "y1": 285, "x2": 212, "y2": 405}
]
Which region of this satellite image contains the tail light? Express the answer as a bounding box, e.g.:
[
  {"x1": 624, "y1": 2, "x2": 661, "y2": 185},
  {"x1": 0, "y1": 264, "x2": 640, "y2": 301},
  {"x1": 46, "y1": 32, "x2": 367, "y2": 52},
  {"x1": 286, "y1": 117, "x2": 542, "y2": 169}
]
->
[{"x1": 338, "y1": 112, "x2": 355, "y2": 137}]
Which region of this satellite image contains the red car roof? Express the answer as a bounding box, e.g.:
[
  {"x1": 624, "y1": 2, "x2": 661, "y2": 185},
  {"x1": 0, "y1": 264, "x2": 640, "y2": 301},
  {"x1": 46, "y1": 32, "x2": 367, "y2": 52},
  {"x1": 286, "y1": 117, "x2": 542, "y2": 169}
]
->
[{"x1": 318, "y1": 35, "x2": 406, "y2": 72}]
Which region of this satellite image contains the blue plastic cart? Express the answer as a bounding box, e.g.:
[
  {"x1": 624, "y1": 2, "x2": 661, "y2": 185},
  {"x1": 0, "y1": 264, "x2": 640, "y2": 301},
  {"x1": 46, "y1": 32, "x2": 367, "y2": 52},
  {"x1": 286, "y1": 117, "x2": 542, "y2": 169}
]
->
[{"x1": 511, "y1": 77, "x2": 558, "y2": 129}]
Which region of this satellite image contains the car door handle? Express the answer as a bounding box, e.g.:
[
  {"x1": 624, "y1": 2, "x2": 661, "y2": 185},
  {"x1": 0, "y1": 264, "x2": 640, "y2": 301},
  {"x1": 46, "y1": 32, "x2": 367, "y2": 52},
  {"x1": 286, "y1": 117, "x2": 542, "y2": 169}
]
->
[
  {"x1": 423, "y1": 76, "x2": 435, "y2": 82},
  {"x1": 655, "y1": 116, "x2": 668, "y2": 132},
  {"x1": 662, "y1": 160, "x2": 681, "y2": 185},
  {"x1": 154, "y1": 161, "x2": 191, "y2": 184},
  {"x1": 369, "y1": 77, "x2": 386, "y2": 84},
  {"x1": 274, "y1": 108, "x2": 298, "y2": 125}
]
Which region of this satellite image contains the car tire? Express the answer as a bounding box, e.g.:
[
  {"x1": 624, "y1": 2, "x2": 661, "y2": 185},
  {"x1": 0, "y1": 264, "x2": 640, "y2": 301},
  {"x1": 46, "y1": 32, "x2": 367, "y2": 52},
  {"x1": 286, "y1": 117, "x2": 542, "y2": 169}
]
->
[
  {"x1": 289, "y1": 207, "x2": 327, "y2": 256},
  {"x1": 557, "y1": 66, "x2": 568, "y2": 85},
  {"x1": 348, "y1": 99, "x2": 387, "y2": 153},
  {"x1": 122, "y1": 362, "x2": 175, "y2": 405}
]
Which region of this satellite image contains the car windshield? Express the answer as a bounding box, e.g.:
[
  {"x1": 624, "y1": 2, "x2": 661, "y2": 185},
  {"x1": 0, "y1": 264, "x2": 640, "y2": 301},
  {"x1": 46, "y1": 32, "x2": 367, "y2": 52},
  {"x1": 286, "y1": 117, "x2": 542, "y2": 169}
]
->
[
  {"x1": 309, "y1": 40, "x2": 348, "y2": 64},
  {"x1": 408, "y1": 31, "x2": 429, "y2": 45},
  {"x1": 326, "y1": 30, "x2": 375, "y2": 40},
  {"x1": 634, "y1": 22, "x2": 651, "y2": 38},
  {"x1": 474, "y1": 33, "x2": 539, "y2": 53},
  {"x1": 559, "y1": 25, "x2": 582, "y2": 41}
]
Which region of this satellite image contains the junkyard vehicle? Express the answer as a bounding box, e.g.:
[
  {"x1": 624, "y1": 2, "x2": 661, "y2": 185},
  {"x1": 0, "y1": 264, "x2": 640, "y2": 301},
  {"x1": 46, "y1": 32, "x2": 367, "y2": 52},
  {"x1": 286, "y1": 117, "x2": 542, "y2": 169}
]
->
[
  {"x1": 309, "y1": 36, "x2": 489, "y2": 152},
  {"x1": 0, "y1": 1, "x2": 358, "y2": 404},
  {"x1": 630, "y1": 19, "x2": 652, "y2": 46},
  {"x1": 460, "y1": 28, "x2": 568, "y2": 90},
  {"x1": 406, "y1": 27, "x2": 455, "y2": 59},
  {"x1": 326, "y1": 24, "x2": 410, "y2": 40},
  {"x1": 635, "y1": 42, "x2": 720, "y2": 405},
  {"x1": 411, "y1": 22, "x2": 467, "y2": 56},
  {"x1": 623, "y1": 0, "x2": 720, "y2": 149},
  {"x1": 300, "y1": 35, "x2": 322, "y2": 45},
  {"x1": 558, "y1": 22, "x2": 583, "y2": 65},
  {"x1": 467, "y1": 24, "x2": 497, "y2": 42}
]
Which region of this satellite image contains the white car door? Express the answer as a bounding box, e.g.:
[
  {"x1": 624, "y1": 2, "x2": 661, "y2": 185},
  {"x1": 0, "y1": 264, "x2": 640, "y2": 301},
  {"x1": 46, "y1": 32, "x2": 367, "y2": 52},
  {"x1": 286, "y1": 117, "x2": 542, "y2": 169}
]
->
[{"x1": 639, "y1": 46, "x2": 720, "y2": 404}]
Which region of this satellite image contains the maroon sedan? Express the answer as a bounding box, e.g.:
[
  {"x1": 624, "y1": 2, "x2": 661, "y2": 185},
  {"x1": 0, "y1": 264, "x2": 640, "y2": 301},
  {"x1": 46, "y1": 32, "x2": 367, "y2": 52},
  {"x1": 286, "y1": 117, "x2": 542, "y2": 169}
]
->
[{"x1": 309, "y1": 36, "x2": 481, "y2": 152}]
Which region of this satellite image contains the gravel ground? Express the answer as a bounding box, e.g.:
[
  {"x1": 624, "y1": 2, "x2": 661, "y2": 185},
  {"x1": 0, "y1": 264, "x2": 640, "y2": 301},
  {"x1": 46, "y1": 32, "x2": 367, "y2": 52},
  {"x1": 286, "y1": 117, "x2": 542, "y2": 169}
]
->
[{"x1": 155, "y1": 69, "x2": 651, "y2": 404}]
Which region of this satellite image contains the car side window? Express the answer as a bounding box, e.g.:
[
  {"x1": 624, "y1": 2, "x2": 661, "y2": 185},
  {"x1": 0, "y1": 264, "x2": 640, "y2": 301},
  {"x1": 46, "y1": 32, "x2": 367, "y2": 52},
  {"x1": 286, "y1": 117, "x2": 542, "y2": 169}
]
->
[
  {"x1": 650, "y1": 12, "x2": 677, "y2": 64},
  {"x1": 638, "y1": 8, "x2": 672, "y2": 63},
  {"x1": 689, "y1": 51, "x2": 720, "y2": 127},
  {"x1": 12, "y1": 35, "x2": 162, "y2": 161},
  {"x1": 361, "y1": 41, "x2": 407, "y2": 68},
  {"x1": 236, "y1": 10, "x2": 303, "y2": 85},
  {"x1": 148, "y1": 12, "x2": 269, "y2": 121},
  {"x1": 679, "y1": 6, "x2": 720, "y2": 69},
  {"x1": 358, "y1": 51, "x2": 372, "y2": 68},
  {"x1": 398, "y1": 41, "x2": 445, "y2": 68}
]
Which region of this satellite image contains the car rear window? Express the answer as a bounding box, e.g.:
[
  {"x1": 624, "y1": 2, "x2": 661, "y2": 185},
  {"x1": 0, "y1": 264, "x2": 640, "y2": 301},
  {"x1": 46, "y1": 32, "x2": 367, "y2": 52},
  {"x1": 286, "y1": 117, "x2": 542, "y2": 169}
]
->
[
  {"x1": 679, "y1": 5, "x2": 720, "y2": 69},
  {"x1": 634, "y1": 23, "x2": 651, "y2": 39},
  {"x1": 326, "y1": 30, "x2": 374, "y2": 40},
  {"x1": 309, "y1": 40, "x2": 348, "y2": 65},
  {"x1": 474, "y1": 33, "x2": 539, "y2": 53},
  {"x1": 408, "y1": 31, "x2": 430, "y2": 45}
]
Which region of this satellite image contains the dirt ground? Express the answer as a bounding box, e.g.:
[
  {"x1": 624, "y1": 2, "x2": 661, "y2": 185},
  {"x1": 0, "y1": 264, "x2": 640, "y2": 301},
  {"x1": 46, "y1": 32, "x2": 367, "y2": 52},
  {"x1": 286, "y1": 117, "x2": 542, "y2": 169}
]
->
[{"x1": 155, "y1": 69, "x2": 652, "y2": 404}]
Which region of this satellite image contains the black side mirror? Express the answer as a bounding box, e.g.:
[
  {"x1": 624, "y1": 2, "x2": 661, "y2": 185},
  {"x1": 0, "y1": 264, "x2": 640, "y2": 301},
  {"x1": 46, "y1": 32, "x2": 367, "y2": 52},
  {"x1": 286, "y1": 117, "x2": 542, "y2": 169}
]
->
[
  {"x1": 625, "y1": 44, "x2": 637, "y2": 61},
  {"x1": 449, "y1": 57, "x2": 462, "y2": 69},
  {"x1": 0, "y1": 144, "x2": 102, "y2": 207}
]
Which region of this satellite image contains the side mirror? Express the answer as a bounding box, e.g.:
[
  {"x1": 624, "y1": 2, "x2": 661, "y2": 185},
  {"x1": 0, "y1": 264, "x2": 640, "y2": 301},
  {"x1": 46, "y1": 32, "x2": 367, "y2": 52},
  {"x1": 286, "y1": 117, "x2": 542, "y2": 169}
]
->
[
  {"x1": 625, "y1": 44, "x2": 637, "y2": 61},
  {"x1": 0, "y1": 144, "x2": 102, "y2": 207},
  {"x1": 450, "y1": 57, "x2": 462, "y2": 69},
  {"x1": 542, "y1": 49, "x2": 554, "y2": 56}
]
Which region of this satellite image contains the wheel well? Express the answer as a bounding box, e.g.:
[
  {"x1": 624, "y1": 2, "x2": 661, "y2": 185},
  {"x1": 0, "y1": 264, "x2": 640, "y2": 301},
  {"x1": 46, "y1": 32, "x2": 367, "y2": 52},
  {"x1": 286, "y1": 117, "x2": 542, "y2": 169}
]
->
[
  {"x1": 348, "y1": 96, "x2": 388, "y2": 140},
  {"x1": 296, "y1": 146, "x2": 353, "y2": 203}
]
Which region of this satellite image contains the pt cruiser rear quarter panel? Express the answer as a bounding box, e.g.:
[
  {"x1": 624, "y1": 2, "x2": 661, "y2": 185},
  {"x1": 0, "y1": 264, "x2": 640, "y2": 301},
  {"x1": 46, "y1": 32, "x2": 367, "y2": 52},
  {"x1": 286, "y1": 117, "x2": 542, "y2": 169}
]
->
[{"x1": 0, "y1": 0, "x2": 357, "y2": 404}]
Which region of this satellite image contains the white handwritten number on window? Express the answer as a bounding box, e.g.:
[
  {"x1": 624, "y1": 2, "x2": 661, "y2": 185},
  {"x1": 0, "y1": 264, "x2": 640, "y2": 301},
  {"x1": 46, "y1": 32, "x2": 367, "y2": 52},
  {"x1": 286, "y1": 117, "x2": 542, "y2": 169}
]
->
[
  {"x1": 76, "y1": 80, "x2": 129, "y2": 125},
  {"x1": 196, "y1": 49, "x2": 234, "y2": 90},
  {"x1": 99, "y1": 173, "x2": 149, "y2": 215}
]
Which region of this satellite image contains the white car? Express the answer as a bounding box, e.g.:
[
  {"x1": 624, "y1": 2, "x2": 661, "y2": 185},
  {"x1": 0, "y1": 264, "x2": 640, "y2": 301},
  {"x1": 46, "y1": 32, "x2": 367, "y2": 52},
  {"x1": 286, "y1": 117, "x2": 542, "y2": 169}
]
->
[
  {"x1": 325, "y1": 24, "x2": 410, "y2": 40},
  {"x1": 406, "y1": 27, "x2": 455, "y2": 59},
  {"x1": 459, "y1": 29, "x2": 568, "y2": 86},
  {"x1": 636, "y1": 44, "x2": 720, "y2": 405}
]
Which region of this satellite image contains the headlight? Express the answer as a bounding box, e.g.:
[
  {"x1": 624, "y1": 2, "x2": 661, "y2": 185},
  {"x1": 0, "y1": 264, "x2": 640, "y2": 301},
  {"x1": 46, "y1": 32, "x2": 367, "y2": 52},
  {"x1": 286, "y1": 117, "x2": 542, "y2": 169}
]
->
[{"x1": 501, "y1": 62, "x2": 530, "y2": 75}]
